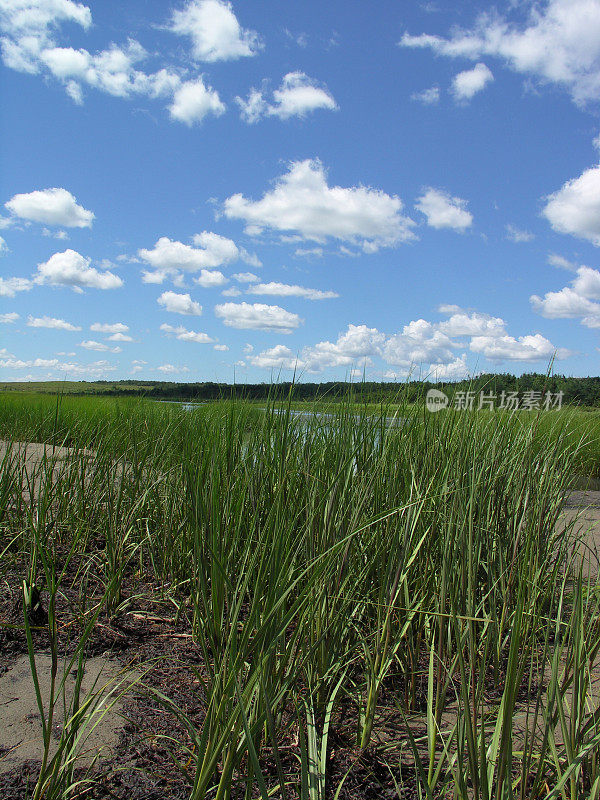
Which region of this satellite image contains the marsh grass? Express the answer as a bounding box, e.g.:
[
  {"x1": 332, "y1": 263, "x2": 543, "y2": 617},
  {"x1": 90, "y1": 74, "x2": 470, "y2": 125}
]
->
[{"x1": 0, "y1": 390, "x2": 599, "y2": 798}]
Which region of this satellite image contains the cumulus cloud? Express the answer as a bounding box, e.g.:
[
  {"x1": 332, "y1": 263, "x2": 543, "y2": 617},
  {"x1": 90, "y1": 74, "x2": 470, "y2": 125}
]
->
[
  {"x1": 384, "y1": 319, "x2": 456, "y2": 366},
  {"x1": 470, "y1": 333, "x2": 567, "y2": 361},
  {"x1": 214, "y1": 301, "x2": 302, "y2": 333},
  {"x1": 232, "y1": 272, "x2": 258, "y2": 283},
  {"x1": 1, "y1": 357, "x2": 120, "y2": 378},
  {"x1": 168, "y1": 78, "x2": 225, "y2": 124},
  {"x1": 160, "y1": 322, "x2": 214, "y2": 343},
  {"x1": 543, "y1": 164, "x2": 600, "y2": 245},
  {"x1": 415, "y1": 188, "x2": 473, "y2": 231},
  {"x1": 411, "y1": 85, "x2": 440, "y2": 104},
  {"x1": 139, "y1": 233, "x2": 240, "y2": 282},
  {"x1": 451, "y1": 63, "x2": 493, "y2": 101},
  {"x1": 0, "y1": 312, "x2": 19, "y2": 323},
  {"x1": 157, "y1": 363, "x2": 190, "y2": 374},
  {"x1": 194, "y1": 269, "x2": 227, "y2": 287},
  {"x1": 90, "y1": 322, "x2": 129, "y2": 334},
  {"x1": 531, "y1": 264, "x2": 600, "y2": 327},
  {"x1": 0, "y1": 0, "x2": 92, "y2": 74},
  {"x1": 39, "y1": 40, "x2": 182, "y2": 102},
  {"x1": 438, "y1": 309, "x2": 505, "y2": 337},
  {"x1": 27, "y1": 315, "x2": 81, "y2": 330},
  {"x1": 79, "y1": 340, "x2": 121, "y2": 352},
  {"x1": 0, "y1": 276, "x2": 32, "y2": 297},
  {"x1": 249, "y1": 344, "x2": 301, "y2": 369},
  {"x1": 400, "y1": 0, "x2": 600, "y2": 106},
  {"x1": 237, "y1": 72, "x2": 337, "y2": 122},
  {"x1": 248, "y1": 282, "x2": 339, "y2": 300},
  {"x1": 157, "y1": 290, "x2": 203, "y2": 315},
  {"x1": 168, "y1": 0, "x2": 261, "y2": 62},
  {"x1": 224, "y1": 159, "x2": 416, "y2": 249},
  {"x1": 34, "y1": 249, "x2": 123, "y2": 290},
  {"x1": 0, "y1": 1, "x2": 230, "y2": 122},
  {"x1": 249, "y1": 308, "x2": 567, "y2": 374},
  {"x1": 5, "y1": 188, "x2": 94, "y2": 227}
]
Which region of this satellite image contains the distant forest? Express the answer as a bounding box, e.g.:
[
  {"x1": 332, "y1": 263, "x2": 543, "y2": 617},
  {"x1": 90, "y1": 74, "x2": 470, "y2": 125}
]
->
[{"x1": 4, "y1": 373, "x2": 600, "y2": 407}]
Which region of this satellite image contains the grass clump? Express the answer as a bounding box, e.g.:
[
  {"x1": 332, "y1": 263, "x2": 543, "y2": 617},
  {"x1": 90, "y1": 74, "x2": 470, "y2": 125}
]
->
[{"x1": 0, "y1": 390, "x2": 598, "y2": 799}]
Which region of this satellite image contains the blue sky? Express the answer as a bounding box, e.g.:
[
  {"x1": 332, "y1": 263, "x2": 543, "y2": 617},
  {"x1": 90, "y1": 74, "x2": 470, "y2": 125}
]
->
[{"x1": 2, "y1": 0, "x2": 600, "y2": 383}]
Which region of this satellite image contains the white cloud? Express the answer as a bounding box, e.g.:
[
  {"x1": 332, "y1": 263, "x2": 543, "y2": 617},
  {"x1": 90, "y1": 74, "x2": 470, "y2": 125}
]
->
[
  {"x1": 194, "y1": 269, "x2": 227, "y2": 287},
  {"x1": 139, "y1": 233, "x2": 240, "y2": 281},
  {"x1": 411, "y1": 85, "x2": 440, "y2": 104},
  {"x1": 0, "y1": 0, "x2": 92, "y2": 74},
  {"x1": 248, "y1": 281, "x2": 339, "y2": 300},
  {"x1": 438, "y1": 309, "x2": 505, "y2": 337},
  {"x1": 0, "y1": 1, "x2": 187, "y2": 111},
  {"x1": 0, "y1": 312, "x2": 19, "y2": 323},
  {"x1": 35, "y1": 249, "x2": 123, "y2": 290},
  {"x1": 451, "y1": 62, "x2": 493, "y2": 101},
  {"x1": 249, "y1": 309, "x2": 567, "y2": 374},
  {"x1": 543, "y1": 164, "x2": 600, "y2": 245},
  {"x1": 237, "y1": 71, "x2": 337, "y2": 122},
  {"x1": 79, "y1": 340, "x2": 121, "y2": 352},
  {"x1": 27, "y1": 315, "x2": 81, "y2": 330},
  {"x1": 157, "y1": 290, "x2": 203, "y2": 315},
  {"x1": 157, "y1": 363, "x2": 190, "y2": 374},
  {"x1": 0, "y1": 235, "x2": 7, "y2": 254},
  {"x1": 224, "y1": 159, "x2": 416, "y2": 249},
  {"x1": 5, "y1": 187, "x2": 94, "y2": 227},
  {"x1": 415, "y1": 188, "x2": 473, "y2": 231},
  {"x1": 240, "y1": 249, "x2": 262, "y2": 267},
  {"x1": 0, "y1": 276, "x2": 32, "y2": 297},
  {"x1": 232, "y1": 271, "x2": 258, "y2": 283},
  {"x1": 108, "y1": 332, "x2": 133, "y2": 342},
  {"x1": 506, "y1": 224, "x2": 534, "y2": 243},
  {"x1": 221, "y1": 286, "x2": 241, "y2": 296},
  {"x1": 42, "y1": 227, "x2": 69, "y2": 239},
  {"x1": 400, "y1": 0, "x2": 600, "y2": 105},
  {"x1": 548, "y1": 253, "x2": 578, "y2": 271},
  {"x1": 90, "y1": 322, "x2": 129, "y2": 334},
  {"x1": 384, "y1": 319, "x2": 456, "y2": 366},
  {"x1": 214, "y1": 343, "x2": 228, "y2": 351},
  {"x1": 249, "y1": 344, "x2": 301, "y2": 369},
  {"x1": 160, "y1": 322, "x2": 214, "y2": 343},
  {"x1": 168, "y1": 77, "x2": 225, "y2": 124},
  {"x1": 295, "y1": 247, "x2": 323, "y2": 258},
  {"x1": 531, "y1": 264, "x2": 600, "y2": 327},
  {"x1": 214, "y1": 301, "x2": 302, "y2": 333},
  {"x1": 168, "y1": 0, "x2": 261, "y2": 62},
  {"x1": 470, "y1": 332, "x2": 566, "y2": 361},
  {"x1": 426, "y1": 355, "x2": 470, "y2": 381},
  {"x1": 38, "y1": 40, "x2": 182, "y2": 101}
]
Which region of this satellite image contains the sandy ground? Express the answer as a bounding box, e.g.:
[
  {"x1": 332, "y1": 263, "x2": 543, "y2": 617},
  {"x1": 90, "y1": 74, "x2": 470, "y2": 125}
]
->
[
  {"x1": 0, "y1": 655, "x2": 133, "y2": 776},
  {"x1": 560, "y1": 489, "x2": 600, "y2": 579}
]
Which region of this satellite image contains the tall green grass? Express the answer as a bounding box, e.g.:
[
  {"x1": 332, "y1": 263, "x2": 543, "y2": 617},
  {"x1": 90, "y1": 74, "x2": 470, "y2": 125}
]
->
[{"x1": 0, "y1": 391, "x2": 599, "y2": 798}]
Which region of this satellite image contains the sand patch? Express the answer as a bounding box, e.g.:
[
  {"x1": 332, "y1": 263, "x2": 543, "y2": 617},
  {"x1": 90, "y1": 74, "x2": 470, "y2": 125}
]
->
[{"x1": 0, "y1": 654, "x2": 133, "y2": 776}]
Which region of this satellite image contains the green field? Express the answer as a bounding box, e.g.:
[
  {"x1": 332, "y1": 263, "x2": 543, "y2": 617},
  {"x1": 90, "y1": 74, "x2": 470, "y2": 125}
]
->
[{"x1": 1, "y1": 392, "x2": 599, "y2": 799}]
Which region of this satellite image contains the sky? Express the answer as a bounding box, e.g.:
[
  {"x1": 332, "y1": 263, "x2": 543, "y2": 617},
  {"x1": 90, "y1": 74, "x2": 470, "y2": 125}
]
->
[{"x1": 2, "y1": 0, "x2": 600, "y2": 384}]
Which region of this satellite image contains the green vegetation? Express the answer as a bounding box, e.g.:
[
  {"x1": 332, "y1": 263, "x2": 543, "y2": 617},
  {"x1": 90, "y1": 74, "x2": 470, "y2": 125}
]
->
[
  {"x1": 1, "y1": 392, "x2": 599, "y2": 798},
  {"x1": 2, "y1": 371, "x2": 600, "y2": 406}
]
